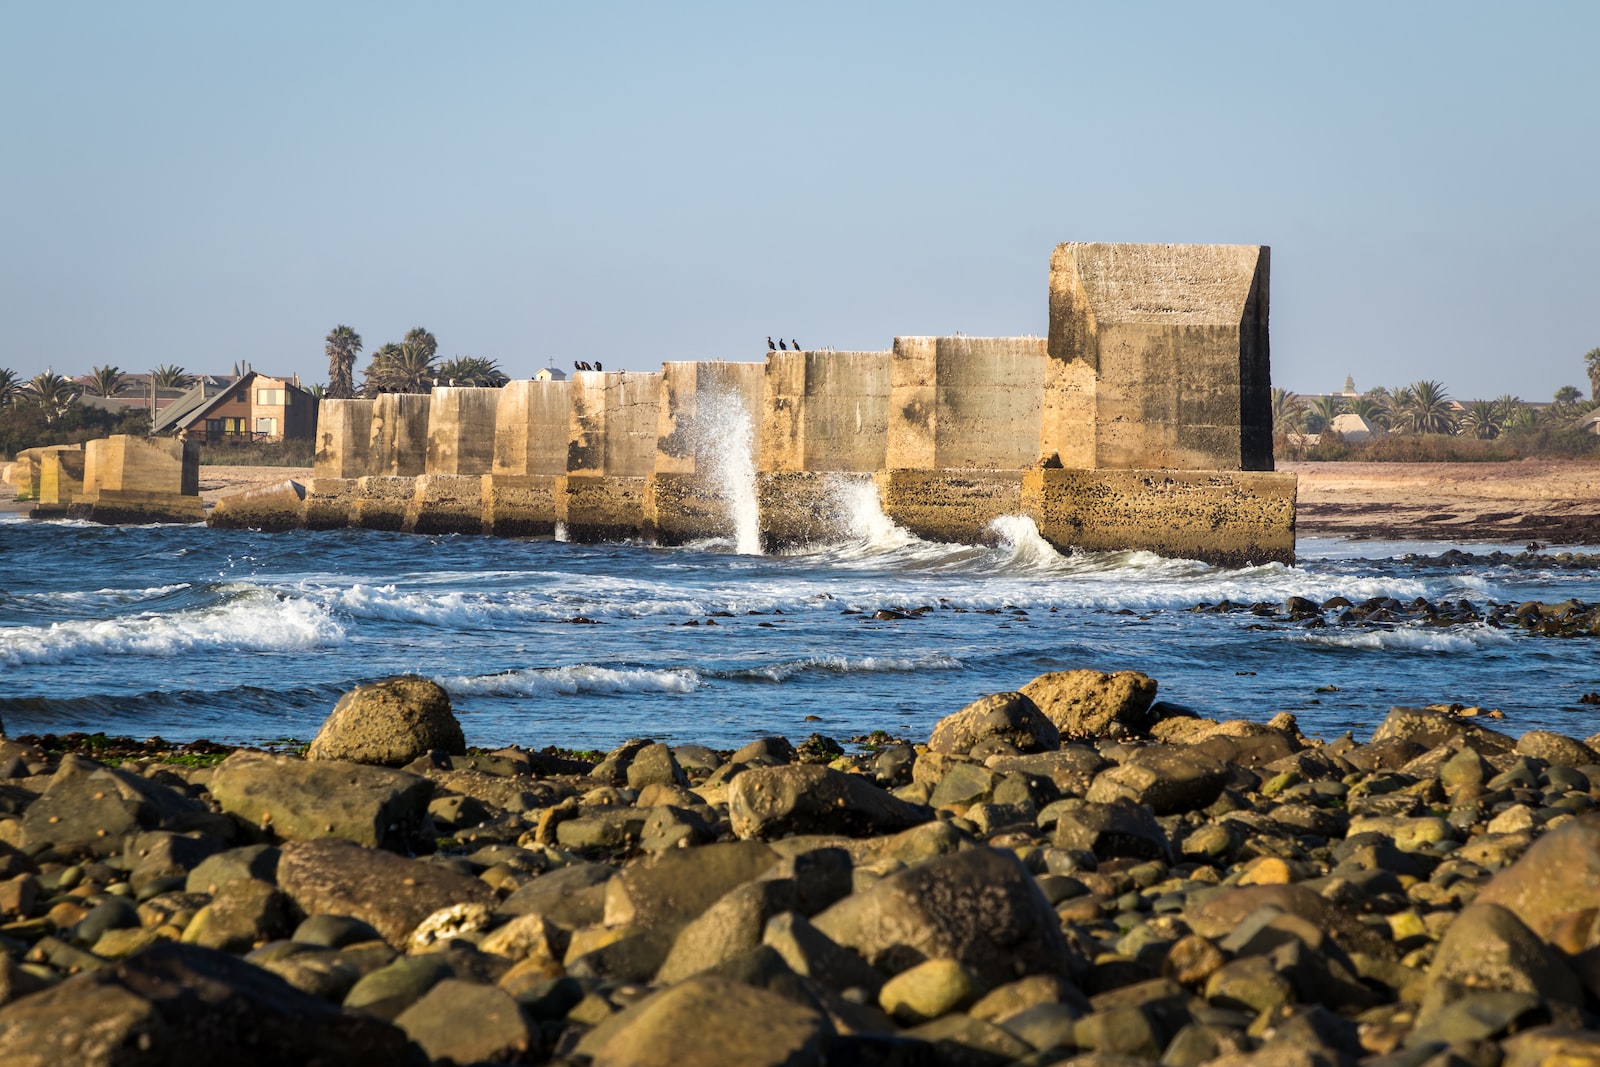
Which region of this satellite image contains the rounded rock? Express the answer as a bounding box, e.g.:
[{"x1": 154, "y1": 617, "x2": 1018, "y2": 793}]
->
[{"x1": 307, "y1": 676, "x2": 465, "y2": 767}]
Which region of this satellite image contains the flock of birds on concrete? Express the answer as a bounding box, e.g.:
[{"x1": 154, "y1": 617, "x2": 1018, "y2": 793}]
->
[
  {"x1": 572, "y1": 361, "x2": 603, "y2": 371},
  {"x1": 571, "y1": 338, "x2": 804, "y2": 374}
]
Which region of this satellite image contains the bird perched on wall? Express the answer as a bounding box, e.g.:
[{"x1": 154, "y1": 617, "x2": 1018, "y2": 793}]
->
[
  {"x1": 574, "y1": 360, "x2": 581, "y2": 370},
  {"x1": 778, "y1": 339, "x2": 788, "y2": 350},
  {"x1": 594, "y1": 361, "x2": 602, "y2": 371},
  {"x1": 790, "y1": 340, "x2": 801, "y2": 351},
  {"x1": 767, "y1": 336, "x2": 776, "y2": 351}
]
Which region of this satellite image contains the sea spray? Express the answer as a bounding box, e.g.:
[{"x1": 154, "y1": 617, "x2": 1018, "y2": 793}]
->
[{"x1": 694, "y1": 389, "x2": 762, "y2": 555}]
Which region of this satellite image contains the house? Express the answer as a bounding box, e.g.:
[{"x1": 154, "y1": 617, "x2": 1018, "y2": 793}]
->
[
  {"x1": 1328, "y1": 413, "x2": 1378, "y2": 442},
  {"x1": 533, "y1": 367, "x2": 569, "y2": 382},
  {"x1": 1578, "y1": 409, "x2": 1600, "y2": 436},
  {"x1": 151, "y1": 371, "x2": 316, "y2": 444}
]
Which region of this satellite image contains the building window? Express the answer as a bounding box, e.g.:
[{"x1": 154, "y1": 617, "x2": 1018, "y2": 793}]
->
[
  {"x1": 257, "y1": 388, "x2": 287, "y2": 406},
  {"x1": 256, "y1": 417, "x2": 279, "y2": 436},
  {"x1": 206, "y1": 419, "x2": 223, "y2": 438},
  {"x1": 224, "y1": 417, "x2": 245, "y2": 435}
]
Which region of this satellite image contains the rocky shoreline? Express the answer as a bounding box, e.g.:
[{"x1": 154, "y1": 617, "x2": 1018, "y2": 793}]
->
[{"x1": 3, "y1": 673, "x2": 1600, "y2": 1065}]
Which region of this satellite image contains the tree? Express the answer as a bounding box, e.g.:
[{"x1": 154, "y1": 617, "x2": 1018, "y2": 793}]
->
[
  {"x1": 1349, "y1": 393, "x2": 1389, "y2": 429},
  {"x1": 0, "y1": 368, "x2": 22, "y2": 409},
  {"x1": 1491, "y1": 394, "x2": 1524, "y2": 429},
  {"x1": 1586, "y1": 347, "x2": 1600, "y2": 404},
  {"x1": 1270, "y1": 388, "x2": 1305, "y2": 434},
  {"x1": 151, "y1": 364, "x2": 194, "y2": 390},
  {"x1": 1554, "y1": 385, "x2": 1584, "y2": 406},
  {"x1": 324, "y1": 325, "x2": 363, "y2": 400},
  {"x1": 1394, "y1": 380, "x2": 1457, "y2": 435},
  {"x1": 434, "y1": 356, "x2": 508, "y2": 388},
  {"x1": 86, "y1": 364, "x2": 128, "y2": 397},
  {"x1": 1305, "y1": 395, "x2": 1345, "y2": 434},
  {"x1": 404, "y1": 328, "x2": 438, "y2": 364},
  {"x1": 1459, "y1": 400, "x2": 1499, "y2": 439},
  {"x1": 26, "y1": 371, "x2": 82, "y2": 425},
  {"x1": 363, "y1": 342, "x2": 436, "y2": 395}
]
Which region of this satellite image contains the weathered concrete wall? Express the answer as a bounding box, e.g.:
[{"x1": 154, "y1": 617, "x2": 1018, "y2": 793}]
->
[
  {"x1": 314, "y1": 400, "x2": 374, "y2": 479},
  {"x1": 11, "y1": 445, "x2": 83, "y2": 501},
  {"x1": 37, "y1": 450, "x2": 86, "y2": 508},
  {"x1": 875, "y1": 470, "x2": 1027, "y2": 545},
  {"x1": 761, "y1": 351, "x2": 890, "y2": 473},
  {"x1": 353, "y1": 476, "x2": 416, "y2": 532},
  {"x1": 64, "y1": 436, "x2": 201, "y2": 524},
  {"x1": 651, "y1": 361, "x2": 765, "y2": 545},
  {"x1": 886, "y1": 337, "x2": 1047, "y2": 470},
  {"x1": 1023, "y1": 469, "x2": 1296, "y2": 566},
  {"x1": 303, "y1": 478, "x2": 361, "y2": 530},
  {"x1": 367, "y1": 394, "x2": 431, "y2": 478},
  {"x1": 563, "y1": 371, "x2": 661, "y2": 541},
  {"x1": 482, "y1": 474, "x2": 562, "y2": 537},
  {"x1": 425, "y1": 388, "x2": 499, "y2": 477},
  {"x1": 757, "y1": 472, "x2": 877, "y2": 549},
  {"x1": 410, "y1": 473, "x2": 486, "y2": 536},
  {"x1": 494, "y1": 380, "x2": 570, "y2": 477},
  {"x1": 1045, "y1": 243, "x2": 1273, "y2": 471},
  {"x1": 208, "y1": 480, "x2": 307, "y2": 532}
]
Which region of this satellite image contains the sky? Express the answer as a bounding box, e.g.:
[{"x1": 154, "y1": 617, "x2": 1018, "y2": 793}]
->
[{"x1": 2, "y1": 3, "x2": 1596, "y2": 401}]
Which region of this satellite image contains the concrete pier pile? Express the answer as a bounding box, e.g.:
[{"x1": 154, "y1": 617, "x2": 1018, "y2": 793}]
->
[{"x1": 211, "y1": 243, "x2": 1297, "y2": 565}]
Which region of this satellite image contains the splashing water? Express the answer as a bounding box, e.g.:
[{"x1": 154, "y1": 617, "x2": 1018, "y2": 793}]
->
[
  {"x1": 695, "y1": 389, "x2": 762, "y2": 555},
  {"x1": 830, "y1": 476, "x2": 918, "y2": 550}
]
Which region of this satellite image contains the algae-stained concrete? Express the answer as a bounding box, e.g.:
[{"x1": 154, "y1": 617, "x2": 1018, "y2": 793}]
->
[
  {"x1": 887, "y1": 337, "x2": 1047, "y2": 470},
  {"x1": 303, "y1": 478, "x2": 361, "y2": 530},
  {"x1": 650, "y1": 361, "x2": 765, "y2": 545},
  {"x1": 875, "y1": 469, "x2": 1027, "y2": 545},
  {"x1": 67, "y1": 436, "x2": 202, "y2": 524},
  {"x1": 208, "y1": 480, "x2": 307, "y2": 531},
  {"x1": 1045, "y1": 243, "x2": 1273, "y2": 472},
  {"x1": 1023, "y1": 468, "x2": 1296, "y2": 567},
  {"x1": 37, "y1": 449, "x2": 86, "y2": 508},
  {"x1": 494, "y1": 380, "x2": 570, "y2": 477},
  {"x1": 367, "y1": 394, "x2": 431, "y2": 478},
  {"x1": 563, "y1": 371, "x2": 661, "y2": 541},
  {"x1": 410, "y1": 474, "x2": 486, "y2": 536},
  {"x1": 425, "y1": 388, "x2": 499, "y2": 477},
  {"x1": 314, "y1": 399, "x2": 374, "y2": 479},
  {"x1": 761, "y1": 350, "x2": 890, "y2": 474},
  {"x1": 482, "y1": 474, "x2": 562, "y2": 537},
  {"x1": 353, "y1": 475, "x2": 418, "y2": 532}
]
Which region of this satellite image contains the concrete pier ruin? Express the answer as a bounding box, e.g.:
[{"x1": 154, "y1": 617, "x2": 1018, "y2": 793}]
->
[
  {"x1": 209, "y1": 243, "x2": 1296, "y2": 564},
  {"x1": 29, "y1": 436, "x2": 201, "y2": 524}
]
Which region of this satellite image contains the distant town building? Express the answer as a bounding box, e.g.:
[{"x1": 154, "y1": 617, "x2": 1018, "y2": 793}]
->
[
  {"x1": 151, "y1": 371, "x2": 315, "y2": 443},
  {"x1": 533, "y1": 367, "x2": 569, "y2": 382}
]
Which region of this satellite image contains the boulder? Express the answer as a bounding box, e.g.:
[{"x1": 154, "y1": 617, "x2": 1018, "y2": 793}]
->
[
  {"x1": 180, "y1": 878, "x2": 291, "y2": 953},
  {"x1": 603, "y1": 840, "x2": 779, "y2": 928},
  {"x1": 585, "y1": 975, "x2": 829, "y2": 1067},
  {"x1": 276, "y1": 838, "x2": 494, "y2": 948},
  {"x1": 1368, "y1": 706, "x2": 1515, "y2": 756},
  {"x1": 1020, "y1": 669, "x2": 1158, "y2": 740},
  {"x1": 0, "y1": 942, "x2": 423, "y2": 1066},
  {"x1": 655, "y1": 879, "x2": 798, "y2": 983},
  {"x1": 1428, "y1": 903, "x2": 1584, "y2": 1005},
  {"x1": 1054, "y1": 799, "x2": 1171, "y2": 862},
  {"x1": 985, "y1": 747, "x2": 1108, "y2": 796},
  {"x1": 20, "y1": 754, "x2": 224, "y2": 857},
  {"x1": 1514, "y1": 730, "x2": 1599, "y2": 768},
  {"x1": 208, "y1": 751, "x2": 433, "y2": 852},
  {"x1": 927, "y1": 692, "x2": 1059, "y2": 756},
  {"x1": 498, "y1": 861, "x2": 615, "y2": 927},
  {"x1": 1084, "y1": 746, "x2": 1229, "y2": 815},
  {"x1": 392, "y1": 979, "x2": 531, "y2": 1064},
  {"x1": 306, "y1": 676, "x2": 465, "y2": 766},
  {"x1": 1185, "y1": 885, "x2": 1394, "y2": 961},
  {"x1": 728, "y1": 765, "x2": 929, "y2": 840},
  {"x1": 1473, "y1": 811, "x2": 1600, "y2": 941},
  {"x1": 811, "y1": 847, "x2": 1078, "y2": 988},
  {"x1": 878, "y1": 958, "x2": 984, "y2": 1023}
]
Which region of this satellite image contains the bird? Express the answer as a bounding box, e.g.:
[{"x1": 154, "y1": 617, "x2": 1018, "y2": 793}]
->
[
  {"x1": 790, "y1": 339, "x2": 801, "y2": 351},
  {"x1": 573, "y1": 360, "x2": 581, "y2": 370},
  {"x1": 593, "y1": 361, "x2": 602, "y2": 371},
  {"x1": 778, "y1": 339, "x2": 788, "y2": 350},
  {"x1": 767, "y1": 336, "x2": 776, "y2": 351}
]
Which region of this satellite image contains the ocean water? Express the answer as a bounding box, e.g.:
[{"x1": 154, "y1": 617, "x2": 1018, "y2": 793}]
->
[{"x1": 2, "y1": 488, "x2": 1598, "y2": 752}]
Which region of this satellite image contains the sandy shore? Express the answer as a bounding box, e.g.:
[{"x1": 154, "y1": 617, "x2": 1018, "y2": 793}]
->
[{"x1": 197, "y1": 464, "x2": 313, "y2": 506}]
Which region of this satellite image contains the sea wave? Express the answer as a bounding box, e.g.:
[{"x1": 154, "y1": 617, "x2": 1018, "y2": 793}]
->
[
  {"x1": 1287, "y1": 623, "x2": 1516, "y2": 653},
  {"x1": 716, "y1": 652, "x2": 966, "y2": 683},
  {"x1": 440, "y1": 665, "x2": 704, "y2": 697}
]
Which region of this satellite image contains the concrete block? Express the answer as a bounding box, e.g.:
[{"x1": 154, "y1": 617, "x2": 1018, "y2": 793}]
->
[
  {"x1": 651, "y1": 361, "x2": 764, "y2": 545},
  {"x1": 560, "y1": 474, "x2": 651, "y2": 543},
  {"x1": 761, "y1": 351, "x2": 889, "y2": 473},
  {"x1": 875, "y1": 469, "x2": 1027, "y2": 545},
  {"x1": 53, "y1": 436, "x2": 201, "y2": 524},
  {"x1": 482, "y1": 474, "x2": 560, "y2": 537},
  {"x1": 303, "y1": 478, "x2": 360, "y2": 530},
  {"x1": 11, "y1": 445, "x2": 82, "y2": 501},
  {"x1": 208, "y1": 480, "x2": 307, "y2": 531},
  {"x1": 886, "y1": 337, "x2": 1046, "y2": 471},
  {"x1": 368, "y1": 394, "x2": 431, "y2": 477},
  {"x1": 426, "y1": 388, "x2": 499, "y2": 476},
  {"x1": 566, "y1": 371, "x2": 660, "y2": 477},
  {"x1": 38, "y1": 449, "x2": 86, "y2": 507},
  {"x1": 1046, "y1": 243, "x2": 1272, "y2": 471},
  {"x1": 353, "y1": 476, "x2": 417, "y2": 532},
  {"x1": 410, "y1": 474, "x2": 486, "y2": 536},
  {"x1": 314, "y1": 399, "x2": 374, "y2": 479},
  {"x1": 1023, "y1": 468, "x2": 1296, "y2": 567},
  {"x1": 494, "y1": 380, "x2": 570, "y2": 476},
  {"x1": 757, "y1": 471, "x2": 876, "y2": 550}
]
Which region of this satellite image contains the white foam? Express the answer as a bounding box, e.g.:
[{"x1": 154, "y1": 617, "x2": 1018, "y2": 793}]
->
[
  {"x1": 441, "y1": 664, "x2": 703, "y2": 697},
  {"x1": 0, "y1": 586, "x2": 344, "y2": 666},
  {"x1": 724, "y1": 652, "x2": 965, "y2": 682},
  {"x1": 1288, "y1": 624, "x2": 1515, "y2": 653},
  {"x1": 695, "y1": 388, "x2": 762, "y2": 555}
]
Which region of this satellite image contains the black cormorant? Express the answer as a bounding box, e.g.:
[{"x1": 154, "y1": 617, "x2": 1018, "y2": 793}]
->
[
  {"x1": 593, "y1": 361, "x2": 602, "y2": 371},
  {"x1": 778, "y1": 339, "x2": 788, "y2": 350},
  {"x1": 790, "y1": 339, "x2": 801, "y2": 351},
  {"x1": 767, "y1": 336, "x2": 776, "y2": 351}
]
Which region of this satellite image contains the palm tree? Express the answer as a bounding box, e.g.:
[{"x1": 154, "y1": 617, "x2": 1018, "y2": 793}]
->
[
  {"x1": 1491, "y1": 394, "x2": 1524, "y2": 429},
  {"x1": 1306, "y1": 395, "x2": 1345, "y2": 434},
  {"x1": 434, "y1": 356, "x2": 508, "y2": 387},
  {"x1": 1395, "y1": 380, "x2": 1457, "y2": 434},
  {"x1": 306, "y1": 383, "x2": 328, "y2": 402},
  {"x1": 1459, "y1": 400, "x2": 1499, "y2": 439},
  {"x1": 1270, "y1": 387, "x2": 1305, "y2": 434},
  {"x1": 1586, "y1": 347, "x2": 1600, "y2": 405},
  {"x1": 1554, "y1": 385, "x2": 1584, "y2": 406},
  {"x1": 151, "y1": 364, "x2": 193, "y2": 390},
  {"x1": 1502, "y1": 404, "x2": 1541, "y2": 432},
  {"x1": 0, "y1": 368, "x2": 22, "y2": 409},
  {"x1": 27, "y1": 371, "x2": 82, "y2": 425},
  {"x1": 86, "y1": 364, "x2": 128, "y2": 397},
  {"x1": 363, "y1": 342, "x2": 436, "y2": 395},
  {"x1": 324, "y1": 325, "x2": 363, "y2": 400},
  {"x1": 1348, "y1": 394, "x2": 1388, "y2": 429},
  {"x1": 404, "y1": 328, "x2": 438, "y2": 364}
]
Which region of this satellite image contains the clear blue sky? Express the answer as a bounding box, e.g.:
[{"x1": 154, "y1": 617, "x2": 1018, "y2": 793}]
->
[{"x1": 3, "y1": 2, "x2": 1596, "y2": 401}]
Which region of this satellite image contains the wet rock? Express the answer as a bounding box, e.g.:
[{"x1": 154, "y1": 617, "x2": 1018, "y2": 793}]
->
[
  {"x1": 0, "y1": 941, "x2": 424, "y2": 1065},
  {"x1": 1054, "y1": 799, "x2": 1172, "y2": 862},
  {"x1": 1473, "y1": 810, "x2": 1600, "y2": 940},
  {"x1": 276, "y1": 837, "x2": 494, "y2": 948},
  {"x1": 20, "y1": 754, "x2": 222, "y2": 858},
  {"x1": 584, "y1": 974, "x2": 829, "y2": 1067},
  {"x1": 306, "y1": 676, "x2": 465, "y2": 766},
  {"x1": 392, "y1": 978, "x2": 531, "y2": 1064},
  {"x1": 1021, "y1": 669, "x2": 1159, "y2": 740},
  {"x1": 1370, "y1": 706, "x2": 1516, "y2": 756},
  {"x1": 728, "y1": 765, "x2": 929, "y2": 840},
  {"x1": 208, "y1": 751, "x2": 434, "y2": 852},
  {"x1": 927, "y1": 692, "x2": 1059, "y2": 757},
  {"x1": 812, "y1": 846, "x2": 1077, "y2": 988},
  {"x1": 1085, "y1": 746, "x2": 1229, "y2": 815},
  {"x1": 180, "y1": 878, "x2": 290, "y2": 953},
  {"x1": 604, "y1": 840, "x2": 779, "y2": 928},
  {"x1": 1514, "y1": 729, "x2": 1599, "y2": 768},
  {"x1": 878, "y1": 957, "x2": 983, "y2": 1023}
]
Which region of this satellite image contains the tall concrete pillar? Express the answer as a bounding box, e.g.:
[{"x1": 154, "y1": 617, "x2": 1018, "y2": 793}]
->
[
  {"x1": 313, "y1": 399, "x2": 374, "y2": 479},
  {"x1": 358, "y1": 393, "x2": 431, "y2": 529},
  {"x1": 758, "y1": 349, "x2": 890, "y2": 548},
  {"x1": 485, "y1": 379, "x2": 570, "y2": 536},
  {"x1": 413, "y1": 387, "x2": 501, "y2": 536},
  {"x1": 649, "y1": 361, "x2": 765, "y2": 546},
  {"x1": 59, "y1": 436, "x2": 201, "y2": 524},
  {"x1": 560, "y1": 370, "x2": 661, "y2": 541},
  {"x1": 878, "y1": 336, "x2": 1047, "y2": 544},
  {"x1": 1044, "y1": 242, "x2": 1273, "y2": 471}
]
